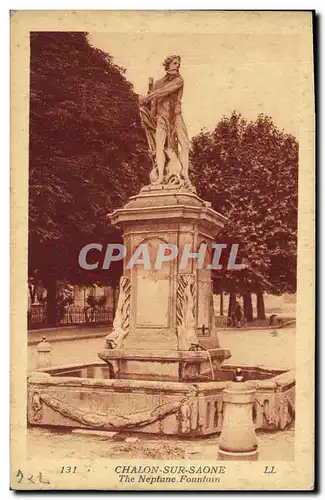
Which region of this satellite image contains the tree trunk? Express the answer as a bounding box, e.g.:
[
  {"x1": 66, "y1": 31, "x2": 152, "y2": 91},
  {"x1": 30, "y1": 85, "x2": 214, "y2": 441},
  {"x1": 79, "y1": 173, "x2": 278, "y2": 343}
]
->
[
  {"x1": 220, "y1": 291, "x2": 224, "y2": 316},
  {"x1": 227, "y1": 293, "x2": 236, "y2": 317},
  {"x1": 112, "y1": 282, "x2": 118, "y2": 318},
  {"x1": 256, "y1": 292, "x2": 266, "y2": 320},
  {"x1": 45, "y1": 279, "x2": 57, "y2": 325},
  {"x1": 243, "y1": 292, "x2": 253, "y2": 322},
  {"x1": 28, "y1": 284, "x2": 36, "y2": 304}
]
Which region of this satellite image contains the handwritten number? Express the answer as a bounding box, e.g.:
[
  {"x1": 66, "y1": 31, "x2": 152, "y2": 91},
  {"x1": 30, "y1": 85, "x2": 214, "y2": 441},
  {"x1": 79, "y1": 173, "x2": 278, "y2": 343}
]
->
[
  {"x1": 15, "y1": 470, "x2": 50, "y2": 485},
  {"x1": 38, "y1": 472, "x2": 50, "y2": 484},
  {"x1": 16, "y1": 469, "x2": 23, "y2": 483}
]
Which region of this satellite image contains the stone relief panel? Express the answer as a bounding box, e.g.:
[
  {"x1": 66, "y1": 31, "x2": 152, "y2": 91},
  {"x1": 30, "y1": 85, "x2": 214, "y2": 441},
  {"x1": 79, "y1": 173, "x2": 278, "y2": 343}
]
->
[
  {"x1": 132, "y1": 237, "x2": 172, "y2": 328},
  {"x1": 29, "y1": 390, "x2": 184, "y2": 429},
  {"x1": 136, "y1": 274, "x2": 170, "y2": 327},
  {"x1": 28, "y1": 386, "x2": 198, "y2": 435}
]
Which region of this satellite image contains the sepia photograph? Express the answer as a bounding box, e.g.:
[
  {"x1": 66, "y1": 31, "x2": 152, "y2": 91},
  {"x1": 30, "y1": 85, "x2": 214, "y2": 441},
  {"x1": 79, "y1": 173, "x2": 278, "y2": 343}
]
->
[{"x1": 10, "y1": 10, "x2": 315, "y2": 490}]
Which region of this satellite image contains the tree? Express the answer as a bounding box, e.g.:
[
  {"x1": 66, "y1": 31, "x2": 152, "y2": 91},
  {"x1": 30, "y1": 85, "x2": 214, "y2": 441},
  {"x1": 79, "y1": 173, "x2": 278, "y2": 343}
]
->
[
  {"x1": 191, "y1": 112, "x2": 298, "y2": 320},
  {"x1": 29, "y1": 32, "x2": 150, "y2": 324}
]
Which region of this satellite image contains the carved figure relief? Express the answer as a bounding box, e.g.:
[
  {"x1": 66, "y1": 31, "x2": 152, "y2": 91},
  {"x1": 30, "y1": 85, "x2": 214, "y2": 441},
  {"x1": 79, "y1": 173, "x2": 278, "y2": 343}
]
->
[{"x1": 31, "y1": 392, "x2": 43, "y2": 422}]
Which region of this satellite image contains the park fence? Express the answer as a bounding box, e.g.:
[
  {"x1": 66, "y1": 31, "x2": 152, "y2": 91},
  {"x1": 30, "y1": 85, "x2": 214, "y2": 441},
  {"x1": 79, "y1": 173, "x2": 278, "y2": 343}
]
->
[{"x1": 28, "y1": 305, "x2": 114, "y2": 329}]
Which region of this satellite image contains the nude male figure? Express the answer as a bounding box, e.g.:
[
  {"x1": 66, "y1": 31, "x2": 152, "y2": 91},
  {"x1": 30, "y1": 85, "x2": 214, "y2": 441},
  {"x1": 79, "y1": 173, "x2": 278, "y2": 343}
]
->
[{"x1": 139, "y1": 55, "x2": 190, "y2": 185}]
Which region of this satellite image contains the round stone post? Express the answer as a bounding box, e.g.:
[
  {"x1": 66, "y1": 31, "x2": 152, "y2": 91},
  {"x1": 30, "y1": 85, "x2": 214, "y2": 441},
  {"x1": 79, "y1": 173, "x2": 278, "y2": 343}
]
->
[
  {"x1": 36, "y1": 337, "x2": 52, "y2": 369},
  {"x1": 218, "y1": 368, "x2": 258, "y2": 460}
]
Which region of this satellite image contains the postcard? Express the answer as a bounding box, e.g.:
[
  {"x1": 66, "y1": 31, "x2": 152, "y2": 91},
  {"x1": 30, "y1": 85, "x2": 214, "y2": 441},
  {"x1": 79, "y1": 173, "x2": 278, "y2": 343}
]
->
[{"x1": 11, "y1": 10, "x2": 315, "y2": 490}]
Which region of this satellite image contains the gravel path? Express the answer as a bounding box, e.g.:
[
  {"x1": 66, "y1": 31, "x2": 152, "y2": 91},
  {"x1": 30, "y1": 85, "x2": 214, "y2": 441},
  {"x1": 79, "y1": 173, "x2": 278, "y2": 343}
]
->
[
  {"x1": 28, "y1": 425, "x2": 294, "y2": 462},
  {"x1": 28, "y1": 327, "x2": 295, "y2": 372}
]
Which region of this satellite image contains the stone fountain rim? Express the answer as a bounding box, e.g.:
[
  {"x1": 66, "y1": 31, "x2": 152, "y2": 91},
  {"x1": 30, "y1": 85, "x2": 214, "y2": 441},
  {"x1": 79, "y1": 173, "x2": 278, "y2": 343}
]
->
[
  {"x1": 97, "y1": 347, "x2": 231, "y2": 362},
  {"x1": 28, "y1": 362, "x2": 295, "y2": 392}
]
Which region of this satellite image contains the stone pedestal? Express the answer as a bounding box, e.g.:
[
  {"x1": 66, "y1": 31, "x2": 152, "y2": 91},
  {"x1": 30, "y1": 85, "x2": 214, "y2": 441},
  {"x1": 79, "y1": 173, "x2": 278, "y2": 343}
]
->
[
  {"x1": 98, "y1": 188, "x2": 231, "y2": 381},
  {"x1": 98, "y1": 348, "x2": 231, "y2": 382},
  {"x1": 218, "y1": 382, "x2": 258, "y2": 460},
  {"x1": 36, "y1": 337, "x2": 52, "y2": 369}
]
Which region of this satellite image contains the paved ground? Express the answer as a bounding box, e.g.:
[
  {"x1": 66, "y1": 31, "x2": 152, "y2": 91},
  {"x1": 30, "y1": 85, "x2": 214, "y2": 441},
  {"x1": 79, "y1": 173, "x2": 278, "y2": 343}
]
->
[
  {"x1": 220, "y1": 327, "x2": 295, "y2": 370},
  {"x1": 28, "y1": 325, "x2": 109, "y2": 345},
  {"x1": 27, "y1": 425, "x2": 294, "y2": 461},
  {"x1": 28, "y1": 335, "x2": 107, "y2": 371},
  {"x1": 28, "y1": 326, "x2": 295, "y2": 372}
]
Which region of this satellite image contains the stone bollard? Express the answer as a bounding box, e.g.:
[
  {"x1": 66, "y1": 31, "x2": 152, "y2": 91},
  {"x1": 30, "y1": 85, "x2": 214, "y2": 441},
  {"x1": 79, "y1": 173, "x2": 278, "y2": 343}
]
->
[
  {"x1": 218, "y1": 368, "x2": 258, "y2": 460},
  {"x1": 36, "y1": 336, "x2": 52, "y2": 369}
]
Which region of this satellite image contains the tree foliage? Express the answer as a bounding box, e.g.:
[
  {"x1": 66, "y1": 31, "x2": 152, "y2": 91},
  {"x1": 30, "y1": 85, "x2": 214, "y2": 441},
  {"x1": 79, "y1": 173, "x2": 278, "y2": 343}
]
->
[
  {"x1": 29, "y1": 32, "x2": 150, "y2": 281},
  {"x1": 190, "y1": 112, "x2": 298, "y2": 297},
  {"x1": 29, "y1": 32, "x2": 150, "y2": 321}
]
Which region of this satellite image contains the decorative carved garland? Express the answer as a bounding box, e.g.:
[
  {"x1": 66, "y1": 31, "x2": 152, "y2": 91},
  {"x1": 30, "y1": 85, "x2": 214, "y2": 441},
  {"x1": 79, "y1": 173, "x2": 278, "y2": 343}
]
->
[{"x1": 30, "y1": 389, "x2": 196, "y2": 432}]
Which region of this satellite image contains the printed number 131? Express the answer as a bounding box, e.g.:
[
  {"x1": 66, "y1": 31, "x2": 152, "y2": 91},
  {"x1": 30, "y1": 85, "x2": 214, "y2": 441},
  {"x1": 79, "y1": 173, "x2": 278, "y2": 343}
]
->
[{"x1": 60, "y1": 466, "x2": 77, "y2": 474}]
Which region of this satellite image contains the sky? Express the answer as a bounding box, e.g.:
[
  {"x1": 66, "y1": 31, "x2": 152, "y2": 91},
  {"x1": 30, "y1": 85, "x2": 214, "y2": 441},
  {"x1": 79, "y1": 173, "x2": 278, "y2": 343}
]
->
[{"x1": 89, "y1": 31, "x2": 302, "y2": 139}]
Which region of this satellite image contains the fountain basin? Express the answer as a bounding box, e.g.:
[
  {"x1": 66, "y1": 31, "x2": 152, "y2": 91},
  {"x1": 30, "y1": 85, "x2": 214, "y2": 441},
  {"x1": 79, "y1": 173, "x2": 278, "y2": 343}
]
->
[{"x1": 27, "y1": 363, "x2": 295, "y2": 436}]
